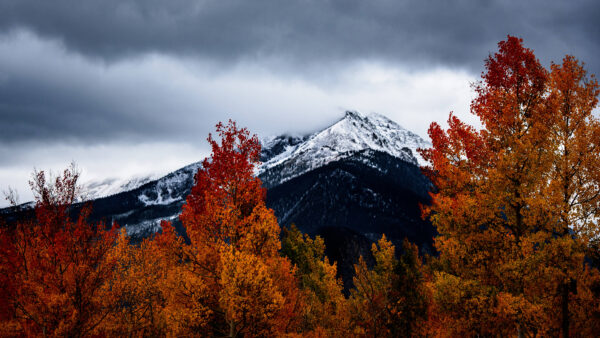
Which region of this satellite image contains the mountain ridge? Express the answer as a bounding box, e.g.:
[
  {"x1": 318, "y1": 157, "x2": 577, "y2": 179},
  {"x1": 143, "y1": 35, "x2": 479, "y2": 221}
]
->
[
  {"x1": 259, "y1": 111, "x2": 430, "y2": 187},
  {"x1": 75, "y1": 110, "x2": 430, "y2": 203},
  {"x1": 0, "y1": 110, "x2": 435, "y2": 288},
  {"x1": 1, "y1": 110, "x2": 434, "y2": 241}
]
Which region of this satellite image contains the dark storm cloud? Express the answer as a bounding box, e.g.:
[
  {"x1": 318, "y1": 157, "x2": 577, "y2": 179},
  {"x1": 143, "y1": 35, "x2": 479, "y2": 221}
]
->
[
  {"x1": 1, "y1": 77, "x2": 138, "y2": 143},
  {"x1": 1, "y1": 0, "x2": 599, "y2": 73},
  {"x1": 0, "y1": 55, "x2": 179, "y2": 144},
  {"x1": 0, "y1": 0, "x2": 599, "y2": 146},
  {"x1": 0, "y1": 31, "x2": 342, "y2": 145}
]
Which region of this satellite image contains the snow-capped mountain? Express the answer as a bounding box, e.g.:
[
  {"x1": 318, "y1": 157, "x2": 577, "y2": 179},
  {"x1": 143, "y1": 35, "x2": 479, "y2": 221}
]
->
[
  {"x1": 259, "y1": 134, "x2": 308, "y2": 163},
  {"x1": 259, "y1": 111, "x2": 431, "y2": 187},
  {"x1": 118, "y1": 110, "x2": 431, "y2": 234},
  {"x1": 79, "y1": 110, "x2": 430, "y2": 204},
  {"x1": 264, "y1": 111, "x2": 429, "y2": 167},
  {"x1": 1, "y1": 110, "x2": 435, "y2": 288},
  {"x1": 4, "y1": 110, "x2": 432, "y2": 219}
]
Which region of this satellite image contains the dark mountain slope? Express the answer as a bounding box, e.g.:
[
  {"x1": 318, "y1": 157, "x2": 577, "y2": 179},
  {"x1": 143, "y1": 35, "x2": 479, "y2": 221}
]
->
[
  {"x1": 264, "y1": 149, "x2": 435, "y2": 286},
  {"x1": 265, "y1": 149, "x2": 433, "y2": 246}
]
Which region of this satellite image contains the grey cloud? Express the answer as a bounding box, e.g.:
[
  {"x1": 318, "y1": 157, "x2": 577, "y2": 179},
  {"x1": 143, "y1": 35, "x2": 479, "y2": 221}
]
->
[
  {"x1": 0, "y1": 66, "x2": 172, "y2": 144},
  {"x1": 0, "y1": 0, "x2": 599, "y2": 74},
  {"x1": 0, "y1": 0, "x2": 599, "y2": 147},
  {"x1": 0, "y1": 31, "x2": 340, "y2": 145},
  {"x1": 0, "y1": 30, "x2": 477, "y2": 146}
]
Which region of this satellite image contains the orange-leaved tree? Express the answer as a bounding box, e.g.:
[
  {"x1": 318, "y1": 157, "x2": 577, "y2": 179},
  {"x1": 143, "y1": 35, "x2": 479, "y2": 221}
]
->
[
  {"x1": 155, "y1": 120, "x2": 303, "y2": 336},
  {"x1": 420, "y1": 36, "x2": 600, "y2": 336},
  {"x1": 0, "y1": 164, "x2": 119, "y2": 337},
  {"x1": 101, "y1": 227, "x2": 169, "y2": 336},
  {"x1": 545, "y1": 55, "x2": 600, "y2": 336}
]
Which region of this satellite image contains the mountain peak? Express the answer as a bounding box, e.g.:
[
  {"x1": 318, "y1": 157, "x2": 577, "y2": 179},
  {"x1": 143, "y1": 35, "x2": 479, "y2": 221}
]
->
[
  {"x1": 259, "y1": 111, "x2": 431, "y2": 186},
  {"x1": 343, "y1": 110, "x2": 364, "y2": 119},
  {"x1": 342, "y1": 110, "x2": 384, "y2": 125}
]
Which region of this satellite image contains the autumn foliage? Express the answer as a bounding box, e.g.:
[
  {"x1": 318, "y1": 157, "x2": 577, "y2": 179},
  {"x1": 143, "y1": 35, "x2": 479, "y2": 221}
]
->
[
  {"x1": 281, "y1": 225, "x2": 350, "y2": 336},
  {"x1": 147, "y1": 120, "x2": 304, "y2": 336},
  {"x1": 420, "y1": 36, "x2": 600, "y2": 336},
  {"x1": 2, "y1": 36, "x2": 600, "y2": 337},
  {"x1": 0, "y1": 165, "x2": 119, "y2": 336}
]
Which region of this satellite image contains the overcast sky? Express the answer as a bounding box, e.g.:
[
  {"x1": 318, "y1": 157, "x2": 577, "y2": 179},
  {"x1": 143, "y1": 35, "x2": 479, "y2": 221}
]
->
[{"x1": 1, "y1": 0, "x2": 599, "y2": 206}]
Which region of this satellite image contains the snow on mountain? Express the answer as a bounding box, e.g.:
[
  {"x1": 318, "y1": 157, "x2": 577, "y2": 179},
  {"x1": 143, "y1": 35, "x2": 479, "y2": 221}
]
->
[
  {"x1": 260, "y1": 134, "x2": 308, "y2": 162},
  {"x1": 122, "y1": 110, "x2": 430, "y2": 213},
  {"x1": 81, "y1": 173, "x2": 162, "y2": 201},
  {"x1": 137, "y1": 161, "x2": 202, "y2": 206},
  {"x1": 258, "y1": 111, "x2": 431, "y2": 186},
  {"x1": 81, "y1": 161, "x2": 204, "y2": 203},
  {"x1": 1, "y1": 110, "x2": 433, "y2": 242},
  {"x1": 7, "y1": 111, "x2": 429, "y2": 213}
]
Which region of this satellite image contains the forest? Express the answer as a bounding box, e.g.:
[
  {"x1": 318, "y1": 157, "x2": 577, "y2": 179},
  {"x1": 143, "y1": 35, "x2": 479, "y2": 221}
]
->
[{"x1": 1, "y1": 36, "x2": 600, "y2": 337}]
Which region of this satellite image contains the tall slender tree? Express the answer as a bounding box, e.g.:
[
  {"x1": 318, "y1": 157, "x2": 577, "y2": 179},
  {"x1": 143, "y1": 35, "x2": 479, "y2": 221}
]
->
[
  {"x1": 281, "y1": 225, "x2": 351, "y2": 335},
  {"x1": 545, "y1": 55, "x2": 600, "y2": 336}
]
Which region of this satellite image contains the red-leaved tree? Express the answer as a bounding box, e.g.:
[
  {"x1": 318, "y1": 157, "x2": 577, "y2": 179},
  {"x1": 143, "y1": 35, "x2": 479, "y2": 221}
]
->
[
  {"x1": 154, "y1": 120, "x2": 303, "y2": 336},
  {"x1": 0, "y1": 164, "x2": 119, "y2": 336}
]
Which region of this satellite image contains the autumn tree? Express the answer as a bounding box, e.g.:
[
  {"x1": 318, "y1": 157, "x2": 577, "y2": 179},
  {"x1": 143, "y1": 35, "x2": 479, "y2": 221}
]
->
[
  {"x1": 281, "y1": 225, "x2": 351, "y2": 336},
  {"x1": 347, "y1": 235, "x2": 392, "y2": 337},
  {"x1": 155, "y1": 120, "x2": 303, "y2": 336},
  {"x1": 101, "y1": 227, "x2": 169, "y2": 336},
  {"x1": 420, "y1": 36, "x2": 600, "y2": 336},
  {"x1": 391, "y1": 239, "x2": 428, "y2": 337},
  {"x1": 0, "y1": 164, "x2": 119, "y2": 337},
  {"x1": 545, "y1": 55, "x2": 600, "y2": 336}
]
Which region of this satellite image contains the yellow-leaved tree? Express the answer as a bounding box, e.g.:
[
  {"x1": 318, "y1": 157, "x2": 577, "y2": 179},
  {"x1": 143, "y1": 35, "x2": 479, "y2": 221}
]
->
[
  {"x1": 348, "y1": 235, "x2": 427, "y2": 337},
  {"x1": 281, "y1": 225, "x2": 351, "y2": 336}
]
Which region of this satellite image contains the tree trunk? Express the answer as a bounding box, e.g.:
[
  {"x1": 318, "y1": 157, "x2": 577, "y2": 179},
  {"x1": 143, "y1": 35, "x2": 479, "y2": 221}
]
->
[{"x1": 229, "y1": 320, "x2": 236, "y2": 338}]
